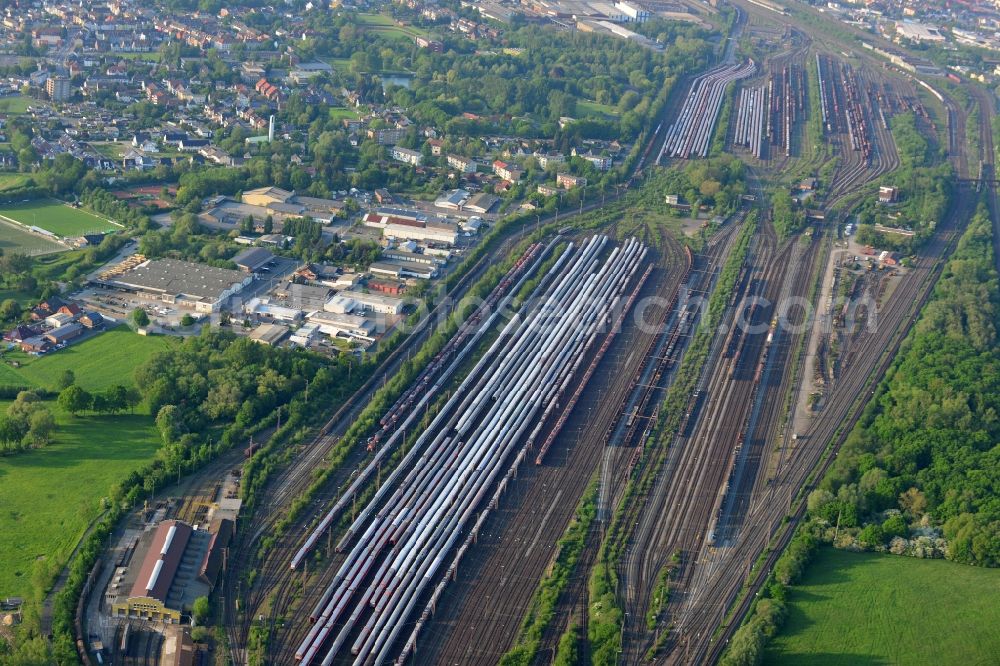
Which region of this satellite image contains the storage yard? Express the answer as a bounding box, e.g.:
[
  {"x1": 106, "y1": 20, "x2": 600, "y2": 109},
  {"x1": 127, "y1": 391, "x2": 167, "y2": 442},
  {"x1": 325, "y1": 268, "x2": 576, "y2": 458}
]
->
[
  {"x1": 286, "y1": 235, "x2": 649, "y2": 664},
  {"x1": 657, "y1": 59, "x2": 756, "y2": 161}
]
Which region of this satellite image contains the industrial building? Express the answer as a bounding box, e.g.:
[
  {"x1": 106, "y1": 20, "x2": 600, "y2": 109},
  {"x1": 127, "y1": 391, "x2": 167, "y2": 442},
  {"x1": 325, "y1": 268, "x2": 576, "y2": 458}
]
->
[
  {"x1": 381, "y1": 249, "x2": 443, "y2": 266},
  {"x1": 435, "y1": 189, "x2": 470, "y2": 209},
  {"x1": 160, "y1": 625, "x2": 195, "y2": 666},
  {"x1": 463, "y1": 192, "x2": 498, "y2": 214},
  {"x1": 109, "y1": 519, "x2": 232, "y2": 623},
  {"x1": 231, "y1": 247, "x2": 274, "y2": 272},
  {"x1": 306, "y1": 311, "x2": 377, "y2": 340},
  {"x1": 370, "y1": 260, "x2": 437, "y2": 280},
  {"x1": 362, "y1": 209, "x2": 459, "y2": 245},
  {"x1": 203, "y1": 187, "x2": 345, "y2": 229},
  {"x1": 324, "y1": 291, "x2": 405, "y2": 316},
  {"x1": 895, "y1": 21, "x2": 946, "y2": 43},
  {"x1": 249, "y1": 322, "x2": 290, "y2": 345},
  {"x1": 243, "y1": 297, "x2": 304, "y2": 323},
  {"x1": 97, "y1": 257, "x2": 253, "y2": 313}
]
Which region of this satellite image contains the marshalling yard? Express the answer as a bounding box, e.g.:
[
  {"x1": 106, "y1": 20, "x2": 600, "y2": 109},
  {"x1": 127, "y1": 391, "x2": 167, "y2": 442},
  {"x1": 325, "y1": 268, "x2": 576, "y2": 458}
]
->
[{"x1": 77, "y1": 0, "x2": 997, "y2": 664}]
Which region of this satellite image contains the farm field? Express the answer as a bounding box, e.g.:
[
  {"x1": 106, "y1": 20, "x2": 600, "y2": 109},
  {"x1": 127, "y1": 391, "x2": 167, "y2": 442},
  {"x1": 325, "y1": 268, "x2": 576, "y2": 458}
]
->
[
  {"x1": 0, "y1": 326, "x2": 176, "y2": 392},
  {"x1": 0, "y1": 404, "x2": 160, "y2": 599},
  {"x1": 0, "y1": 198, "x2": 119, "y2": 237},
  {"x1": 0, "y1": 218, "x2": 66, "y2": 255},
  {"x1": 765, "y1": 547, "x2": 1000, "y2": 665}
]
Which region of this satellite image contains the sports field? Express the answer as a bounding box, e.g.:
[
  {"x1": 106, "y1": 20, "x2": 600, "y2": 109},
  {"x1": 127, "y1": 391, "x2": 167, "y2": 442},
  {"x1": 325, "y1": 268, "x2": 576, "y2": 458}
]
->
[
  {"x1": 0, "y1": 218, "x2": 66, "y2": 255},
  {"x1": 0, "y1": 405, "x2": 159, "y2": 599},
  {"x1": 0, "y1": 326, "x2": 175, "y2": 392},
  {"x1": 0, "y1": 198, "x2": 119, "y2": 237},
  {"x1": 765, "y1": 547, "x2": 1000, "y2": 665}
]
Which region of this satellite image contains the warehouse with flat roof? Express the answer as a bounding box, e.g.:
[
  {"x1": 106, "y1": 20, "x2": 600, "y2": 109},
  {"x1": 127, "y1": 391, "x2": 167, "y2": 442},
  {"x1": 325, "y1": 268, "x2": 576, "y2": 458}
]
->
[
  {"x1": 231, "y1": 247, "x2": 274, "y2": 272},
  {"x1": 98, "y1": 258, "x2": 254, "y2": 313}
]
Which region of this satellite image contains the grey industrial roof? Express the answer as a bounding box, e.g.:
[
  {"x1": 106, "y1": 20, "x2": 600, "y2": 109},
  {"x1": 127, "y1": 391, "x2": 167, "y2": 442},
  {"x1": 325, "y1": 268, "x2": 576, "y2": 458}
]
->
[
  {"x1": 110, "y1": 258, "x2": 247, "y2": 301},
  {"x1": 231, "y1": 247, "x2": 273, "y2": 271},
  {"x1": 248, "y1": 323, "x2": 290, "y2": 345},
  {"x1": 464, "y1": 192, "x2": 499, "y2": 213}
]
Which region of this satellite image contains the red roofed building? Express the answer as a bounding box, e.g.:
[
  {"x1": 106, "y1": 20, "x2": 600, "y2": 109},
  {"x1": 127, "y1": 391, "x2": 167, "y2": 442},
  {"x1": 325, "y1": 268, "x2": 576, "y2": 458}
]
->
[{"x1": 110, "y1": 518, "x2": 228, "y2": 623}]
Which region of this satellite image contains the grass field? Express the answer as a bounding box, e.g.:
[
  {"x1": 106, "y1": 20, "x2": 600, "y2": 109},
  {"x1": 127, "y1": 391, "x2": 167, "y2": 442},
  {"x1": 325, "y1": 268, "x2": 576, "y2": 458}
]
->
[
  {"x1": 328, "y1": 107, "x2": 360, "y2": 121},
  {"x1": 356, "y1": 12, "x2": 429, "y2": 39},
  {"x1": 578, "y1": 99, "x2": 620, "y2": 119},
  {"x1": 369, "y1": 26, "x2": 421, "y2": 41},
  {"x1": 356, "y1": 12, "x2": 397, "y2": 26},
  {"x1": 0, "y1": 173, "x2": 33, "y2": 192},
  {"x1": 0, "y1": 96, "x2": 36, "y2": 115},
  {"x1": 0, "y1": 326, "x2": 176, "y2": 392},
  {"x1": 0, "y1": 405, "x2": 160, "y2": 599},
  {"x1": 0, "y1": 218, "x2": 66, "y2": 255},
  {"x1": 765, "y1": 548, "x2": 1000, "y2": 665},
  {"x1": 0, "y1": 198, "x2": 119, "y2": 237}
]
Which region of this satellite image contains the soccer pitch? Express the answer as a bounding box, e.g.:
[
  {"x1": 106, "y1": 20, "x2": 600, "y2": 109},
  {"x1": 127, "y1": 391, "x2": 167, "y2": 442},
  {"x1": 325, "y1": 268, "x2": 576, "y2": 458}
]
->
[
  {"x1": 0, "y1": 198, "x2": 119, "y2": 237},
  {"x1": 0, "y1": 218, "x2": 66, "y2": 255}
]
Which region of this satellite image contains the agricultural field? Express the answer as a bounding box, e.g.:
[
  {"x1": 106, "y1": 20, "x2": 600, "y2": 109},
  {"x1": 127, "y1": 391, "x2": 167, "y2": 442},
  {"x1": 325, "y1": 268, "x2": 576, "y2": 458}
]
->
[
  {"x1": 0, "y1": 326, "x2": 176, "y2": 392},
  {"x1": 0, "y1": 218, "x2": 66, "y2": 256},
  {"x1": 0, "y1": 405, "x2": 160, "y2": 599},
  {"x1": 765, "y1": 548, "x2": 1000, "y2": 665},
  {"x1": 0, "y1": 198, "x2": 119, "y2": 237}
]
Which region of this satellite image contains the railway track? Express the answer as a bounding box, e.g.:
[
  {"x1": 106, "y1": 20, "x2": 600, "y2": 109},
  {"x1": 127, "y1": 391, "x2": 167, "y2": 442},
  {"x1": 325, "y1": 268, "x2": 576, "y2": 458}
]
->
[
  {"x1": 415, "y1": 232, "x2": 690, "y2": 665},
  {"x1": 286, "y1": 236, "x2": 650, "y2": 665},
  {"x1": 689, "y1": 183, "x2": 974, "y2": 665},
  {"x1": 222, "y1": 229, "x2": 528, "y2": 662},
  {"x1": 619, "y1": 213, "x2": 799, "y2": 664}
]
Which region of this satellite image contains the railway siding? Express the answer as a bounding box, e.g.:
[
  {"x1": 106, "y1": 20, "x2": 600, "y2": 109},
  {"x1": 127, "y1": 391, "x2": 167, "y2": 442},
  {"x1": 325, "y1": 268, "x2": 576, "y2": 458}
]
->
[{"x1": 292, "y1": 236, "x2": 651, "y2": 665}]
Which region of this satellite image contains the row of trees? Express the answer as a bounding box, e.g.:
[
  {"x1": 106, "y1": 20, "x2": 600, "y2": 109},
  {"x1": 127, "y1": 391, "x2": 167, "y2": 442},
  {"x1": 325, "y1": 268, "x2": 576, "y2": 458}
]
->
[{"x1": 58, "y1": 383, "x2": 142, "y2": 417}]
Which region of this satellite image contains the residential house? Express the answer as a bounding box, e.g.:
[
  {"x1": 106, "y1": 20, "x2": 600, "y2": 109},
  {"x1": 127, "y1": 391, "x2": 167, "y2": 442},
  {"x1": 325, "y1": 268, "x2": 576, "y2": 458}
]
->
[
  {"x1": 447, "y1": 154, "x2": 477, "y2": 173},
  {"x1": 391, "y1": 146, "x2": 423, "y2": 166}
]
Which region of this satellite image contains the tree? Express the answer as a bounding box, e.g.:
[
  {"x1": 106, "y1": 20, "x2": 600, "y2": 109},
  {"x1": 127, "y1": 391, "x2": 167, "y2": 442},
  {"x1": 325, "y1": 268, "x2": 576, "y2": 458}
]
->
[
  {"x1": 858, "y1": 523, "x2": 885, "y2": 550},
  {"x1": 58, "y1": 384, "x2": 92, "y2": 416},
  {"x1": 25, "y1": 408, "x2": 55, "y2": 447},
  {"x1": 56, "y1": 369, "x2": 76, "y2": 391},
  {"x1": 107, "y1": 384, "x2": 140, "y2": 414},
  {"x1": 192, "y1": 595, "x2": 210, "y2": 625},
  {"x1": 155, "y1": 404, "x2": 185, "y2": 444},
  {"x1": 0, "y1": 252, "x2": 30, "y2": 276},
  {"x1": 0, "y1": 414, "x2": 27, "y2": 451},
  {"x1": 0, "y1": 298, "x2": 21, "y2": 322},
  {"x1": 132, "y1": 308, "x2": 150, "y2": 328},
  {"x1": 180, "y1": 313, "x2": 195, "y2": 327}
]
